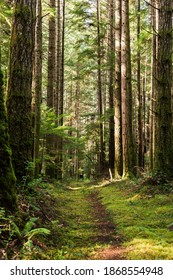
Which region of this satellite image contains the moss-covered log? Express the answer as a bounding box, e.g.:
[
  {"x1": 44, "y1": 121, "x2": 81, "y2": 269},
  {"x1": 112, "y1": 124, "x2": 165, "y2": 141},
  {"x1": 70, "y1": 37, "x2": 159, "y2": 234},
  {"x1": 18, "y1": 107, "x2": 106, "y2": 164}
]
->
[
  {"x1": 0, "y1": 70, "x2": 16, "y2": 211},
  {"x1": 6, "y1": 0, "x2": 36, "y2": 180}
]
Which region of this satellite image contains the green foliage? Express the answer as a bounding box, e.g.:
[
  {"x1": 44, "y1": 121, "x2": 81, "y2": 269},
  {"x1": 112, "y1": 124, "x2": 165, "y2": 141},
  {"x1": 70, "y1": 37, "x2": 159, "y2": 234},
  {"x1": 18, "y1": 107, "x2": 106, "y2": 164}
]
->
[
  {"x1": 40, "y1": 104, "x2": 77, "y2": 136},
  {"x1": 0, "y1": 207, "x2": 50, "y2": 259}
]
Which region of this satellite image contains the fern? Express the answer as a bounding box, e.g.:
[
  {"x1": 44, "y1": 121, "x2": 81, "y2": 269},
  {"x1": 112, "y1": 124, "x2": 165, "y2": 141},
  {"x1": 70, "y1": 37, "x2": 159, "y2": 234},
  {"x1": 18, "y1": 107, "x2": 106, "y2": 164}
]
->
[
  {"x1": 23, "y1": 217, "x2": 38, "y2": 235},
  {"x1": 10, "y1": 221, "x2": 21, "y2": 238},
  {"x1": 25, "y1": 228, "x2": 50, "y2": 240}
]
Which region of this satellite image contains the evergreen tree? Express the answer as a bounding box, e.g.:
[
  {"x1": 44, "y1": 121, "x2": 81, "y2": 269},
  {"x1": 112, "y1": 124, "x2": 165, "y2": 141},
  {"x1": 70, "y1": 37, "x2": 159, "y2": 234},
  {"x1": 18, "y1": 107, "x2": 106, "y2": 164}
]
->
[
  {"x1": 6, "y1": 0, "x2": 36, "y2": 180},
  {"x1": 155, "y1": 0, "x2": 173, "y2": 175},
  {"x1": 0, "y1": 70, "x2": 16, "y2": 210}
]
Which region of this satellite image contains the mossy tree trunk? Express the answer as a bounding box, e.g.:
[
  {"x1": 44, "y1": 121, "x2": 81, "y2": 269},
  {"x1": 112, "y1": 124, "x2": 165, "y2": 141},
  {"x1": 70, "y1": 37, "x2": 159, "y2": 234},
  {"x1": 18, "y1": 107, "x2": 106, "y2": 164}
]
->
[
  {"x1": 155, "y1": 0, "x2": 173, "y2": 175},
  {"x1": 6, "y1": 0, "x2": 36, "y2": 180},
  {"x1": 0, "y1": 70, "x2": 16, "y2": 211}
]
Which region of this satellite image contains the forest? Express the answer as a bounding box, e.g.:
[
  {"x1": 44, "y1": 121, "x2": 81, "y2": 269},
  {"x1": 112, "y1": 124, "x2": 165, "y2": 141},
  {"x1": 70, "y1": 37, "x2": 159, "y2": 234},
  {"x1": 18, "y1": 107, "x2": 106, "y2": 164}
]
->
[{"x1": 0, "y1": 0, "x2": 173, "y2": 260}]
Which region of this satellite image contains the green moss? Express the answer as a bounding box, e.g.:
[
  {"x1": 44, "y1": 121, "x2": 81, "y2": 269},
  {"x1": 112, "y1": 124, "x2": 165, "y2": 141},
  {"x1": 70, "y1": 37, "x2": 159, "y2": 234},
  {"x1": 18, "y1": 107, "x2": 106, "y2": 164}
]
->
[{"x1": 98, "y1": 180, "x2": 173, "y2": 259}]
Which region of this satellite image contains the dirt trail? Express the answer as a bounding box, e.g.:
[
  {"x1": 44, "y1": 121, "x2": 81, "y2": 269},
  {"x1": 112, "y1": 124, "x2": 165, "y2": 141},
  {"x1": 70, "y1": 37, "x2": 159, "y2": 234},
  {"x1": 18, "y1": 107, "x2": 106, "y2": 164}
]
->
[{"x1": 87, "y1": 191, "x2": 127, "y2": 260}]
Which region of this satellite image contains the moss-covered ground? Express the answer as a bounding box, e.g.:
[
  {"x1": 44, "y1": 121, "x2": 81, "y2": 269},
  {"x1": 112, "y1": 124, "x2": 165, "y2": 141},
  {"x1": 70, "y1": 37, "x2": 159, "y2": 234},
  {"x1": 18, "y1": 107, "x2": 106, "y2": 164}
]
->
[
  {"x1": 42, "y1": 179, "x2": 173, "y2": 260},
  {"x1": 2, "y1": 178, "x2": 173, "y2": 260}
]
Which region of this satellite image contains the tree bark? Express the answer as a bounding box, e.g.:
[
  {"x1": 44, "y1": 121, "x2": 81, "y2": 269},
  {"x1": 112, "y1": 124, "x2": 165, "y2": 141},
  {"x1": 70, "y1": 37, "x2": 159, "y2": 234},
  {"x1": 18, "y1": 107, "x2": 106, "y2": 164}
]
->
[
  {"x1": 114, "y1": 0, "x2": 123, "y2": 178},
  {"x1": 46, "y1": 0, "x2": 56, "y2": 178},
  {"x1": 33, "y1": 0, "x2": 42, "y2": 178},
  {"x1": 137, "y1": 0, "x2": 144, "y2": 169},
  {"x1": 155, "y1": 0, "x2": 173, "y2": 175},
  {"x1": 150, "y1": 0, "x2": 158, "y2": 171},
  {"x1": 121, "y1": 0, "x2": 136, "y2": 177},
  {"x1": 108, "y1": 0, "x2": 115, "y2": 175},
  {"x1": 6, "y1": 0, "x2": 36, "y2": 180},
  {"x1": 0, "y1": 70, "x2": 17, "y2": 210},
  {"x1": 96, "y1": 0, "x2": 105, "y2": 174}
]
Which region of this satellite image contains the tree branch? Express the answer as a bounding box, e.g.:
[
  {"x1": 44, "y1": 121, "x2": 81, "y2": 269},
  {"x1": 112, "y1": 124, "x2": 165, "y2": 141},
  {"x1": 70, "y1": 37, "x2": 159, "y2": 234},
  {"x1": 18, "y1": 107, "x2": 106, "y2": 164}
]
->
[{"x1": 144, "y1": 0, "x2": 160, "y2": 11}]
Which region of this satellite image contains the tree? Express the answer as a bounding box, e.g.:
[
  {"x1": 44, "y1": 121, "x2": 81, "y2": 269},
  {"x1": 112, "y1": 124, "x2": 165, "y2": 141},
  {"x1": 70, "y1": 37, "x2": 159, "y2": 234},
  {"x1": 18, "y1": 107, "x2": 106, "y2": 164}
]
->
[
  {"x1": 46, "y1": 0, "x2": 56, "y2": 177},
  {"x1": 96, "y1": 0, "x2": 105, "y2": 173},
  {"x1": 114, "y1": 0, "x2": 122, "y2": 178},
  {"x1": 56, "y1": 0, "x2": 65, "y2": 179},
  {"x1": 137, "y1": 0, "x2": 144, "y2": 168},
  {"x1": 108, "y1": 0, "x2": 115, "y2": 175},
  {"x1": 0, "y1": 70, "x2": 16, "y2": 210},
  {"x1": 6, "y1": 0, "x2": 36, "y2": 180},
  {"x1": 155, "y1": 0, "x2": 173, "y2": 175},
  {"x1": 33, "y1": 0, "x2": 42, "y2": 178},
  {"x1": 121, "y1": 0, "x2": 136, "y2": 177}
]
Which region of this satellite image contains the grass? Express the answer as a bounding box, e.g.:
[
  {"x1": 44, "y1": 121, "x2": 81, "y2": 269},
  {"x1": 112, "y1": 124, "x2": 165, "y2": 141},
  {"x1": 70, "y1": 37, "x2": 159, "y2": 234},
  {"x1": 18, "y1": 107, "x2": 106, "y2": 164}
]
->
[
  {"x1": 98, "y1": 179, "x2": 173, "y2": 259},
  {"x1": 44, "y1": 181, "x2": 105, "y2": 259}
]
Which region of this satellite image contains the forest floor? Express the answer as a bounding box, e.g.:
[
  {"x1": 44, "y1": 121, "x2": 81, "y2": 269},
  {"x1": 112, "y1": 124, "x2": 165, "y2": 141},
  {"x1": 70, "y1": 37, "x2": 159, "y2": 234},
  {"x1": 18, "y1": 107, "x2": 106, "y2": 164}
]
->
[
  {"x1": 1, "y1": 178, "x2": 173, "y2": 260},
  {"x1": 38, "y1": 178, "x2": 173, "y2": 260}
]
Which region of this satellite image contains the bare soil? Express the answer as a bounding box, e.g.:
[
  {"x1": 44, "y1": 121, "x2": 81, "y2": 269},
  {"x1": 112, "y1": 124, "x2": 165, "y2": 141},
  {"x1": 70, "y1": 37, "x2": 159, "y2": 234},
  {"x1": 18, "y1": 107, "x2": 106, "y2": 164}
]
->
[{"x1": 87, "y1": 191, "x2": 127, "y2": 260}]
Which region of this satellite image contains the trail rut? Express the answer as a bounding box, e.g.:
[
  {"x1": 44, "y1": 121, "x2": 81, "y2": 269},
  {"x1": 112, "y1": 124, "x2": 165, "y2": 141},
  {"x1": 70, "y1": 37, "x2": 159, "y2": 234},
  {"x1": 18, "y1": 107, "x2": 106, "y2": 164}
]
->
[{"x1": 87, "y1": 191, "x2": 127, "y2": 260}]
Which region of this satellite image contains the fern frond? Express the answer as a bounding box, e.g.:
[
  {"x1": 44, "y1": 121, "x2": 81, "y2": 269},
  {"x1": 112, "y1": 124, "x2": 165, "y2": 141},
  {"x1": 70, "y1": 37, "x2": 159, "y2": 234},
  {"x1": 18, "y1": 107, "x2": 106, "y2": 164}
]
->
[
  {"x1": 23, "y1": 217, "x2": 38, "y2": 235},
  {"x1": 25, "y1": 228, "x2": 50, "y2": 240}
]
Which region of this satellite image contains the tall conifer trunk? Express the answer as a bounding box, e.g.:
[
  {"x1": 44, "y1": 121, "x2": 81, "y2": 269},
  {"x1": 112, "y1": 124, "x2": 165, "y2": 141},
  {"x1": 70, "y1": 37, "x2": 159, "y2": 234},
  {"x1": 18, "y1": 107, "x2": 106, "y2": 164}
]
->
[
  {"x1": 150, "y1": 0, "x2": 158, "y2": 171},
  {"x1": 108, "y1": 0, "x2": 115, "y2": 175},
  {"x1": 33, "y1": 0, "x2": 42, "y2": 178},
  {"x1": 137, "y1": 0, "x2": 143, "y2": 168},
  {"x1": 121, "y1": 0, "x2": 135, "y2": 177},
  {"x1": 96, "y1": 0, "x2": 105, "y2": 174},
  {"x1": 6, "y1": 0, "x2": 36, "y2": 180},
  {"x1": 155, "y1": 0, "x2": 173, "y2": 175},
  {"x1": 114, "y1": 0, "x2": 123, "y2": 178},
  {"x1": 46, "y1": 0, "x2": 56, "y2": 178},
  {"x1": 0, "y1": 70, "x2": 16, "y2": 210}
]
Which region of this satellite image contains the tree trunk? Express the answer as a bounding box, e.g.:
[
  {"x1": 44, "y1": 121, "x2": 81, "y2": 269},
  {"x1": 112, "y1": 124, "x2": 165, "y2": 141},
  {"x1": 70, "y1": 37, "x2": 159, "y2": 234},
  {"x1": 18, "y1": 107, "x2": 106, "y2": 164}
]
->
[
  {"x1": 155, "y1": 0, "x2": 173, "y2": 175},
  {"x1": 56, "y1": 0, "x2": 65, "y2": 179},
  {"x1": 46, "y1": 0, "x2": 56, "y2": 178},
  {"x1": 33, "y1": 0, "x2": 42, "y2": 178},
  {"x1": 108, "y1": 0, "x2": 115, "y2": 175},
  {"x1": 150, "y1": 0, "x2": 158, "y2": 171},
  {"x1": 96, "y1": 0, "x2": 105, "y2": 174},
  {"x1": 6, "y1": 0, "x2": 36, "y2": 180},
  {"x1": 137, "y1": 0, "x2": 143, "y2": 169},
  {"x1": 121, "y1": 0, "x2": 136, "y2": 177},
  {"x1": 0, "y1": 70, "x2": 16, "y2": 211},
  {"x1": 114, "y1": 0, "x2": 123, "y2": 178}
]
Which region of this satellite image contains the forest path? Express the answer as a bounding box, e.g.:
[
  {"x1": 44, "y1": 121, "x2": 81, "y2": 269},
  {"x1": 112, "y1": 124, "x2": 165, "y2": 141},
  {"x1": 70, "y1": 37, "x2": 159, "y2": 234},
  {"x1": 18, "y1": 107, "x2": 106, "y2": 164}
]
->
[
  {"x1": 87, "y1": 190, "x2": 127, "y2": 260},
  {"x1": 47, "y1": 181, "x2": 128, "y2": 259},
  {"x1": 48, "y1": 180, "x2": 173, "y2": 260}
]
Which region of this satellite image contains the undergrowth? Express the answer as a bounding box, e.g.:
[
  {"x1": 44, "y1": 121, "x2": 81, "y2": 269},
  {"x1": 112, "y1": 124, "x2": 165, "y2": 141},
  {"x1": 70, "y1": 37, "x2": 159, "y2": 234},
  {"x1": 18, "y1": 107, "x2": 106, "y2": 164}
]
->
[{"x1": 0, "y1": 178, "x2": 51, "y2": 260}]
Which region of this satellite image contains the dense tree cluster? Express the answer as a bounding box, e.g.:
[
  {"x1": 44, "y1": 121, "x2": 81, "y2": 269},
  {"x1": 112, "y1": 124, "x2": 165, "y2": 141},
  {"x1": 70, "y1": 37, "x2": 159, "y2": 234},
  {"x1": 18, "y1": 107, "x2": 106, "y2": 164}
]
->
[{"x1": 0, "y1": 0, "x2": 172, "y2": 210}]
